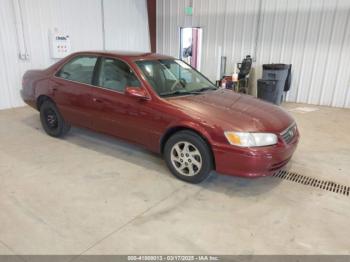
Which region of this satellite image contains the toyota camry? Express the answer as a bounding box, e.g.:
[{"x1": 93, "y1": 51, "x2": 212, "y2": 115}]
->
[{"x1": 21, "y1": 51, "x2": 299, "y2": 183}]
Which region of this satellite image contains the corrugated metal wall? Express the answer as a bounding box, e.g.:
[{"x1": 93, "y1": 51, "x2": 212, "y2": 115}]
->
[
  {"x1": 104, "y1": 0, "x2": 150, "y2": 51},
  {"x1": 0, "y1": 0, "x2": 150, "y2": 109},
  {"x1": 156, "y1": 0, "x2": 350, "y2": 108}
]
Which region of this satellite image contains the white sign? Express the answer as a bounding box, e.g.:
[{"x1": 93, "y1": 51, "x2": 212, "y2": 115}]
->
[{"x1": 50, "y1": 30, "x2": 71, "y2": 59}]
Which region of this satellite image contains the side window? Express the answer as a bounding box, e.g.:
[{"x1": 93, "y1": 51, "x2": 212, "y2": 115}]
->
[
  {"x1": 97, "y1": 58, "x2": 141, "y2": 92},
  {"x1": 57, "y1": 56, "x2": 97, "y2": 85}
]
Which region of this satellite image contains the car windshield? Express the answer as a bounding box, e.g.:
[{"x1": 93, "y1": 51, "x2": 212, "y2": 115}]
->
[{"x1": 135, "y1": 59, "x2": 217, "y2": 97}]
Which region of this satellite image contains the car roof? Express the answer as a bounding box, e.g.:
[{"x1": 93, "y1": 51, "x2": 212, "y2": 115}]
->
[{"x1": 71, "y1": 50, "x2": 174, "y2": 61}]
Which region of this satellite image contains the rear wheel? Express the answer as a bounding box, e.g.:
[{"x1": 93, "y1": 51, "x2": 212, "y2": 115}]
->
[
  {"x1": 40, "y1": 100, "x2": 70, "y2": 137},
  {"x1": 164, "y1": 130, "x2": 213, "y2": 183}
]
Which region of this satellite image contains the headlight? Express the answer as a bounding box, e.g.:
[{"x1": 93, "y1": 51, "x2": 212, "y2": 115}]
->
[{"x1": 224, "y1": 131, "x2": 278, "y2": 147}]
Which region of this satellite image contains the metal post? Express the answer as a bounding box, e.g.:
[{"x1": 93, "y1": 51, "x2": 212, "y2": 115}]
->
[{"x1": 101, "y1": 0, "x2": 106, "y2": 50}]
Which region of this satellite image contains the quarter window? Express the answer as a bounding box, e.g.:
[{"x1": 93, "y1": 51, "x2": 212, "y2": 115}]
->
[
  {"x1": 57, "y1": 56, "x2": 97, "y2": 85},
  {"x1": 97, "y1": 58, "x2": 141, "y2": 92}
]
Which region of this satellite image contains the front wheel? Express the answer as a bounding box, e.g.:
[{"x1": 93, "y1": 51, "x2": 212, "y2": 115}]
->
[{"x1": 164, "y1": 130, "x2": 214, "y2": 183}]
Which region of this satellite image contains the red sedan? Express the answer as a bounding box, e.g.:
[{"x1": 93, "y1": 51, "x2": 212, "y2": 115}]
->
[{"x1": 21, "y1": 51, "x2": 299, "y2": 183}]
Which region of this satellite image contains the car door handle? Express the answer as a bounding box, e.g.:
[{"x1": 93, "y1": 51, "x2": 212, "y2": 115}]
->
[{"x1": 92, "y1": 97, "x2": 103, "y2": 103}]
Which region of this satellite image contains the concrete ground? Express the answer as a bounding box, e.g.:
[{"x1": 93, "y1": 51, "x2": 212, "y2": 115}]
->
[{"x1": 0, "y1": 103, "x2": 350, "y2": 257}]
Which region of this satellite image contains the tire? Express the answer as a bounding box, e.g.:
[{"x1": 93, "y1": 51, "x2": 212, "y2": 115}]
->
[
  {"x1": 39, "y1": 100, "x2": 71, "y2": 137},
  {"x1": 164, "y1": 130, "x2": 214, "y2": 183}
]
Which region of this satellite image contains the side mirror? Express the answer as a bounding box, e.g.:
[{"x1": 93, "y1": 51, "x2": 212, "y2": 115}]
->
[{"x1": 125, "y1": 86, "x2": 150, "y2": 100}]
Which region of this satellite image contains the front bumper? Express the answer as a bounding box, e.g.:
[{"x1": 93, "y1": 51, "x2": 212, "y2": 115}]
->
[{"x1": 213, "y1": 132, "x2": 299, "y2": 178}]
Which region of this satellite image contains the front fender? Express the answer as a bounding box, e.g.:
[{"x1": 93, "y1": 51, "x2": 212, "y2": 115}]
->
[
  {"x1": 160, "y1": 119, "x2": 218, "y2": 154},
  {"x1": 169, "y1": 120, "x2": 213, "y2": 142}
]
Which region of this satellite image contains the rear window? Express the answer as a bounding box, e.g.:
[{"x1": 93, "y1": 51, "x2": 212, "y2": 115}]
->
[{"x1": 56, "y1": 56, "x2": 97, "y2": 85}]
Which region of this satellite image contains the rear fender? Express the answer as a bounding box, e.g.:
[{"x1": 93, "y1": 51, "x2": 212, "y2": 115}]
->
[{"x1": 22, "y1": 70, "x2": 50, "y2": 109}]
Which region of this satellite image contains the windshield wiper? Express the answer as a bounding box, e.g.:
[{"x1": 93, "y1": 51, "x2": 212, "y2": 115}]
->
[
  {"x1": 160, "y1": 87, "x2": 217, "y2": 97},
  {"x1": 160, "y1": 90, "x2": 201, "y2": 97},
  {"x1": 193, "y1": 87, "x2": 218, "y2": 93}
]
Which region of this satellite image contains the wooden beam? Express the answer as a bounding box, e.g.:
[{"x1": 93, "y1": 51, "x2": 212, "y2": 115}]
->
[{"x1": 147, "y1": 0, "x2": 157, "y2": 53}]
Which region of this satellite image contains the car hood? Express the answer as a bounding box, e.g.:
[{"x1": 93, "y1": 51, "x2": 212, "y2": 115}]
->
[{"x1": 167, "y1": 89, "x2": 294, "y2": 133}]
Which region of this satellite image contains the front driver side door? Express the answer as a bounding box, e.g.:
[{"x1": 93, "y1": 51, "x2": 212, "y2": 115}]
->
[{"x1": 89, "y1": 57, "x2": 158, "y2": 147}]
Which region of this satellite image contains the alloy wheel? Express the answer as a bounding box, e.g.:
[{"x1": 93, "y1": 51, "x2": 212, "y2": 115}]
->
[{"x1": 170, "y1": 141, "x2": 202, "y2": 176}]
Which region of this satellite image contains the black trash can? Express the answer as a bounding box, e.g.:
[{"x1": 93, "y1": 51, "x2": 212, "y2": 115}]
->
[
  {"x1": 258, "y1": 64, "x2": 291, "y2": 105},
  {"x1": 257, "y1": 79, "x2": 283, "y2": 105}
]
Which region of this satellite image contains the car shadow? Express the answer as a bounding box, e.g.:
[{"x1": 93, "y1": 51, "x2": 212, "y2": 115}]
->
[
  {"x1": 199, "y1": 173, "x2": 283, "y2": 198},
  {"x1": 22, "y1": 113, "x2": 168, "y2": 174},
  {"x1": 22, "y1": 113, "x2": 283, "y2": 197}
]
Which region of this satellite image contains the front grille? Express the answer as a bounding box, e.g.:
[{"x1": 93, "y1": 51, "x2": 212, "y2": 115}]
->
[{"x1": 280, "y1": 124, "x2": 297, "y2": 144}]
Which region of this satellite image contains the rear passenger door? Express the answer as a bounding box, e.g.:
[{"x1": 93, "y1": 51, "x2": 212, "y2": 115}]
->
[{"x1": 52, "y1": 55, "x2": 98, "y2": 128}]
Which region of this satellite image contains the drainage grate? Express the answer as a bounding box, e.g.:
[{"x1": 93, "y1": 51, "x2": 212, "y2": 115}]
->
[{"x1": 273, "y1": 170, "x2": 350, "y2": 196}]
